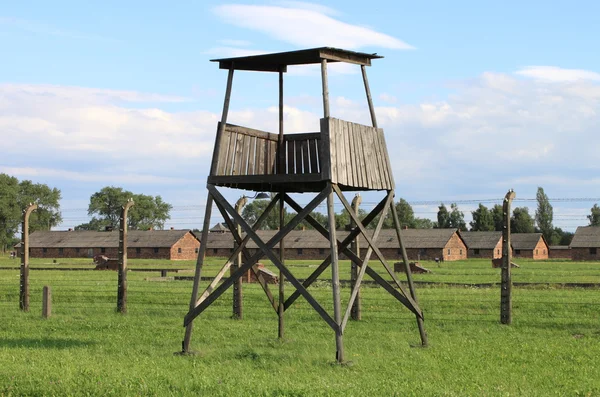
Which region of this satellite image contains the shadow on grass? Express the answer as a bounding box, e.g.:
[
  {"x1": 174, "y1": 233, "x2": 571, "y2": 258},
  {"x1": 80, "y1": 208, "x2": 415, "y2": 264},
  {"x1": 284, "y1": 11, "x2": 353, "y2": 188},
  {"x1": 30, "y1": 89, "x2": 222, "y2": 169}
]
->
[{"x1": 0, "y1": 337, "x2": 95, "y2": 349}]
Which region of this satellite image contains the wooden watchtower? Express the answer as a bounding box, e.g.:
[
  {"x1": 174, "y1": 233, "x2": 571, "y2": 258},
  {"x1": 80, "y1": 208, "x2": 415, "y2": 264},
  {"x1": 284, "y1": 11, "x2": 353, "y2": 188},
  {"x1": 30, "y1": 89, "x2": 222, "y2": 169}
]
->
[{"x1": 182, "y1": 47, "x2": 427, "y2": 362}]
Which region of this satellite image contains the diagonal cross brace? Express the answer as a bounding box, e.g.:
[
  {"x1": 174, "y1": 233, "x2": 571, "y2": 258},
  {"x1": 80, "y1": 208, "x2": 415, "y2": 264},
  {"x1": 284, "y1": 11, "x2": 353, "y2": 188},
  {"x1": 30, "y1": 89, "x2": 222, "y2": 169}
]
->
[
  {"x1": 284, "y1": 192, "x2": 421, "y2": 319},
  {"x1": 333, "y1": 185, "x2": 421, "y2": 313},
  {"x1": 185, "y1": 185, "x2": 339, "y2": 332},
  {"x1": 340, "y1": 190, "x2": 393, "y2": 331},
  {"x1": 282, "y1": 193, "x2": 389, "y2": 309},
  {"x1": 195, "y1": 193, "x2": 281, "y2": 309},
  {"x1": 214, "y1": 200, "x2": 278, "y2": 313}
]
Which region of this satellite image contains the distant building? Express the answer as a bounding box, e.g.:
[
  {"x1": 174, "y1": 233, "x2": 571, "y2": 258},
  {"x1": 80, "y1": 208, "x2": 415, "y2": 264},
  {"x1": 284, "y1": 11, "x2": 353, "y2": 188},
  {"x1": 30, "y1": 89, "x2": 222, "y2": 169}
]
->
[
  {"x1": 459, "y1": 231, "x2": 503, "y2": 259},
  {"x1": 204, "y1": 228, "x2": 468, "y2": 262},
  {"x1": 548, "y1": 245, "x2": 571, "y2": 259},
  {"x1": 511, "y1": 233, "x2": 549, "y2": 259},
  {"x1": 569, "y1": 226, "x2": 600, "y2": 261},
  {"x1": 27, "y1": 230, "x2": 200, "y2": 260}
]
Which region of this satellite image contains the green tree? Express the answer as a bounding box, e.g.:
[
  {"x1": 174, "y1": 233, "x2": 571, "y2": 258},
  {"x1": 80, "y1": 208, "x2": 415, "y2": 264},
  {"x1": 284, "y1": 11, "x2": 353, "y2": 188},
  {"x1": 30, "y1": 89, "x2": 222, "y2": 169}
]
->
[
  {"x1": 84, "y1": 186, "x2": 172, "y2": 230},
  {"x1": 448, "y1": 203, "x2": 467, "y2": 231},
  {"x1": 0, "y1": 174, "x2": 20, "y2": 252},
  {"x1": 241, "y1": 199, "x2": 296, "y2": 230},
  {"x1": 511, "y1": 207, "x2": 535, "y2": 233},
  {"x1": 0, "y1": 174, "x2": 62, "y2": 251},
  {"x1": 470, "y1": 203, "x2": 495, "y2": 231},
  {"x1": 588, "y1": 204, "x2": 600, "y2": 226},
  {"x1": 435, "y1": 204, "x2": 450, "y2": 228},
  {"x1": 550, "y1": 227, "x2": 574, "y2": 246},
  {"x1": 490, "y1": 204, "x2": 504, "y2": 231},
  {"x1": 335, "y1": 208, "x2": 367, "y2": 230},
  {"x1": 413, "y1": 217, "x2": 433, "y2": 229},
  {"x1": 535, "y1": 187, "x2": 553, "y2": 243}
]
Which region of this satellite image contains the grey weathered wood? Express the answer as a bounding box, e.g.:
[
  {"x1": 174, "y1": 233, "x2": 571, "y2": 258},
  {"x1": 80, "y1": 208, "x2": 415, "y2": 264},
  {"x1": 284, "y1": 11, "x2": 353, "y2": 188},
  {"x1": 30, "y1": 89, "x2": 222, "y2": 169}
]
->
[
  {"x1": 361, "y1": 65, "x2": 378, "y2": 128},
  {"x1": 256, "y1": 138, "x2": 266, "y2": 175},
  {"x1": 333, "y1": 185, "x2": 421, "y2": 316},
  {"x1": 183, "y1": 192, "x2": 214, "y2": 353},
  {"x1": 327, "y1": 183, "x2": 344, "y2": 363},
  {"x1": 329, "y1": 119, "x2": 338, "y2": 184},
  {"x1": 210, "y1": 67, "x2": 235, "y2": 176},
  {"x1": 301, "y1": 140, "x2": 310, "y2": 174},
  {"x1": 320, "y1": 118, "x2": 331, "y2": 181},
  {"x1": 224, "y1": 123, "x2": 279, "y2": 141},
  {"x1": 344, "y1": 120, "x2": 353, "y2": 186},
  {"x1": 321, "y1": 59, "x2": 330, "y2": 118},
  {"x1": 348, "y1": 122, "x2": 357, "y2": 187},
  {"x1": 214, "y1": 199, "x2": 278, "y2": 314},
  {"x1": 501, "y1": 189, "x2": 516, "y2": 325},
  {"x1": 117, "y1": 199, "x2": 134, "y2": 314},
  {"x1": 216, "y1": 125, "x2": 231, "y2": 175},
  {"x1": 278, "y1": 193, "x2": 285, "y2": 338},
  {"x1": 350, "y1": 194, "x2": 362, "y2": 321},
  {"x1": 309, "y1": 139, "x2": 319, "y2": 173},
  {"x1": 390, "y1": 195, "x2": 428, "y2": 346},
  {"x1": 269, "y1": 141, "x2": 278, "y2": 174},
  {"x1": 19, "y1": 203, "x2": 37, "y2": 312},
  {"x1": 284, "y1": 132, "x2": 320, "y2": 141},
  {"x1": 282, "y1": 192, "x2": 389, "y2": 308},
  {"x1": 287, "y1": 140, "x2": 295, "y2": 174},
  {"x1": 185, "y1": 185, "x2": 336, "y2": 331},
  {"x1": 354, "y1": 125, "x2": 366, "y2": 188},
  {"x1": 341, "y1": 191, "x2": 392, "y2": 331},
  {"x1": 295, "y1": 140, "x2": 303, "y2": 175},
  {"x1": 232, "y1": 133, "x2": 245, "y2": 175},
  {"x1": 278, "y1": 67, "x2": 285, "y2": 175},
  {"x1": 372, "y1": 128, "x2": 386, "y2": 189},
  {"x1": 240, "y1": 134, "x2": 252, "y2": 175},
  {"x1": 42, "y1": 285, "x2": 51, "y2": 318}
]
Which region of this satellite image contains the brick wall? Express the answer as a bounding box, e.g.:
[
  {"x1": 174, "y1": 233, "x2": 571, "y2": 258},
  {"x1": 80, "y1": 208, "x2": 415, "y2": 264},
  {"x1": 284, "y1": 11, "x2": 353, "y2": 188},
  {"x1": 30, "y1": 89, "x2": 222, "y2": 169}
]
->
[
  {"x1": 170, "y1": 232, "x2": 200, "y2": 260},
  {"x1": 571, "y1": 247, "x2": 599, "y2": 261},
  {"x1": 532, "y1": 238, "x2": 549, "y2": 260},
  {"x1": 548, "y1": 248, "x2": 571, "y2": 259},
  {"x1": 443, "y1": 233, "x2": 468, "y2": 261}
]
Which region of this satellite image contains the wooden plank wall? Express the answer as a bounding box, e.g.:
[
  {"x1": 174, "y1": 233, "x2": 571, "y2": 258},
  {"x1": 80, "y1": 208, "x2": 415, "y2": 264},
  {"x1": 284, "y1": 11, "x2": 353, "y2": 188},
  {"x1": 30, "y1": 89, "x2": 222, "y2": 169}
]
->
[
  {"x1": 324, "y1": 118, "x2": 394, "y2": 190},
  {"x1": 213, "y1": 123, "x2": 321, "y2": 177}
]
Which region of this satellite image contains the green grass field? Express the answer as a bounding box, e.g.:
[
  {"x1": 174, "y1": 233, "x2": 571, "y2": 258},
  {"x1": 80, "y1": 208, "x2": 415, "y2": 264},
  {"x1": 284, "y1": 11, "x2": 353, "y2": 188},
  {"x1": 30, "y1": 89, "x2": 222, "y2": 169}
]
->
[{"x1": 1, "y1": 257, "x2": 599, "y2": 396}]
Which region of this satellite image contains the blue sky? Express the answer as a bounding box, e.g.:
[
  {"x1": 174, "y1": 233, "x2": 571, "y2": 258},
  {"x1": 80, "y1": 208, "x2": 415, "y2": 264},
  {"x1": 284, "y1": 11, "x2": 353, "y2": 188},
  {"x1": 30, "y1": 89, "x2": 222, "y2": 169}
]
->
[{"x1": 1, "y1": 0, "x2": 599, "y2": 231}]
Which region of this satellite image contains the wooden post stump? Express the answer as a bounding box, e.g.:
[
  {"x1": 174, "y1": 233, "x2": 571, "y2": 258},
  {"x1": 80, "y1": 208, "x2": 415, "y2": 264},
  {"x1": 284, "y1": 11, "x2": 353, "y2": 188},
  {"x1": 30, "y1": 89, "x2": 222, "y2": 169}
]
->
[{"x1": 42, "y1": 286, "x2": 52, "y2": 318}]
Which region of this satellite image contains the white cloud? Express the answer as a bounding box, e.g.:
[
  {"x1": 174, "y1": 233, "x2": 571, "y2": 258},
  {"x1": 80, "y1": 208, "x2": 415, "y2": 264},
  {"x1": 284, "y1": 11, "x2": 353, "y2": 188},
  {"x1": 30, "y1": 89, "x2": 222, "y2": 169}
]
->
[
  {"x1": 516, "y1": 66, "x2": 600, "y2": 82},
  {"x1": 213, "y1": 3, "x2": 413, "y2": 50}
]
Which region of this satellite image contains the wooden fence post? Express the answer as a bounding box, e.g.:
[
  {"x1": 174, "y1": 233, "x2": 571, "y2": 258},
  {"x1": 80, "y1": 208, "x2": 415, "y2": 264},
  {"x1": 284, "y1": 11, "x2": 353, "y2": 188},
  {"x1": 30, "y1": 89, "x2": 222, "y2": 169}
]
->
[
  {"x1": 42, "y1": 286, "x2": 52, "y2": 318},
  {"x1": 350, "y1": 194, "x2": 362, "y2": 320},
  {"x1": 117, "y1": 199, "x2": 135, "y2": 314},
  {"x1": 19, "y1": 203, "x2": 37, "y2": 312},
  {"x1": 501, "y1": 189, "x2": 516, "y2": 325}
]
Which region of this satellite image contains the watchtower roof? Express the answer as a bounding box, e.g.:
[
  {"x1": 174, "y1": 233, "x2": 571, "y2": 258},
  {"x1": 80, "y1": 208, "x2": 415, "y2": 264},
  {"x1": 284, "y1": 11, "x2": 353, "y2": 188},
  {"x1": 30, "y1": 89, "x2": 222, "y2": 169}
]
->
[{"x1": 211, "y1": 47, "x2": 383, "y2": 72}]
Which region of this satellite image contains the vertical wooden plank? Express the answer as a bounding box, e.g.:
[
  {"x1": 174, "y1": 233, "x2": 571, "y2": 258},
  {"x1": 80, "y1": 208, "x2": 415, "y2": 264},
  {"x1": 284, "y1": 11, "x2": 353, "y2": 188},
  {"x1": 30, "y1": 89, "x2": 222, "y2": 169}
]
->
[
  {"x1": 248, "y1": 136, "x2": 257, "y2": 175},
  {"x1": 371, "y1": 127, "x2": 386, "y2": 190},
  {"x1": 42, "y1": 286, "x2": 51, "y2": 318},
  {"x1": 216, "y1": 125, "x2": 230, "y2": 175},
  {"x1": 269, "y1": 141, "x2": 278, "y2": 174},
  {"x1": 377, "y1": 129, "x2": 394, "y2": 189},
  {"x1": 301, "y1": 140, "x2": 310, "y2": 174},
  {"x1": 232, "y1": 133, "x2": 245, "y2": 175},
  {"x1": 295, "y1": 139, "x2": 303, "y2": 175},
  {"x1": 225, "y1": 132, "x2": 237, "y2": 175},
  {"x1": 321, "y1": 60, "x2": 330, "y2": 118},
  {"x1": 347, "y1": 122, "x2": 357, "y2": 187},
  {"x1": 320, "y1": 118, "x2": 331, "y2": 181},
  {"x1": 353, "y1": 126, "x2": 366, "y2": 188},
  {"x1": 361, "y1": 125, "x2": 374, "y2": 189},
  {"x1": 329, "y1": 119, "x2": 338, "y2": 183},
  {"x1": 344, "y1": 121, "x2": 353, "y2": 186},
  {"x1": 287, "y1": 139, "x2": 296, "y2": 174},
  {"x1": 240, "y1": 134, "x2": 251, "y2": 175},
  {"x1": 309, "y1": 139, "x2": 319, "y2": 173},
  {"x1": 336, "y1": 118, "x2": 346, "y2": 185},
  {"x1": 278, "y1": 67, "x2": 285, "y2": 175},
  {"x1": 256, "y1": 138, "x2": 265, "y2": 175}
]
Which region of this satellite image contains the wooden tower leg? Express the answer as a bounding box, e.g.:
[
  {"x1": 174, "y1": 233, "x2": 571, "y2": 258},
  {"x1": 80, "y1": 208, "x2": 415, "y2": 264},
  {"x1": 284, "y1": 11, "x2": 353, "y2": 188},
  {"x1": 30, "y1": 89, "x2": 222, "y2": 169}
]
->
[
  {"x1": 278, "y1": 194, "x2": 285, "y2": 338},
  {"x1": 350, "y1": 194, "x2": 362, "y2": 320},
  {"x1": 390, "y1": 194, "x2": 428, "y2": 347},
  {"x1": 327, "y1": 184, "x2": 344, "y2": 363},
  {"x1": 182, "y1": 193, "x2": 214, "y2": 353}
]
